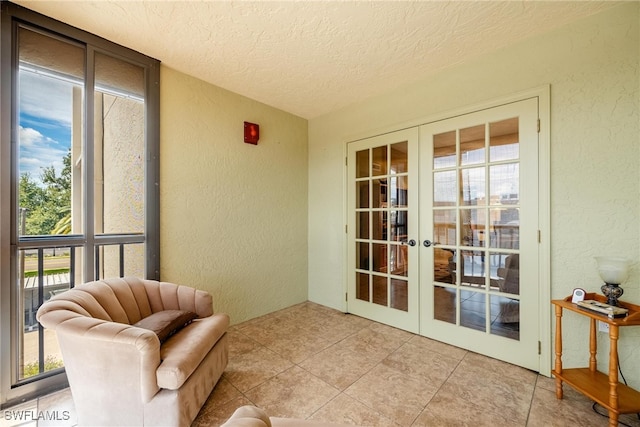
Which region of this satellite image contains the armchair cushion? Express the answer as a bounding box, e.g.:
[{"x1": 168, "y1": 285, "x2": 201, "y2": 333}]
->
[
  {"x1": 157, "y1": 312, "x2": 229, "y2": 389},
  {"x1": 133, "y1": 309, "x2": 198, "y2": 343}
]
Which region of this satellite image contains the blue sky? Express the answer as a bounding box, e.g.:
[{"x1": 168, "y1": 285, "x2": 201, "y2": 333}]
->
[{"x1": 19, "y1": 70, "x2": 73, "y2": 185}]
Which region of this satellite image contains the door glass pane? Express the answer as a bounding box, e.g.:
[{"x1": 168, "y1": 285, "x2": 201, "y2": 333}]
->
[
  {"x1": 434, "y1": 248, "x2": 454, "y2": 284},
  {"x1": 390, "y1": 244, "x2": 408, "y2": 276},
  {"x1": 372, "y1": 211, "x2": 387, "y2": 241},
  {"x1": 372, "y1": 146, "x2": 387, "y2": 176},
  {"x1": 94, "y1": 52, "x2": 145, "y2": 235},
  {"x1": 433, "y1": 170, "x2": 456, "y2": 206},
  {"x1": 434, "y1": 285, "x2": 456, "y2": 324},
  {"x1": 357, "y1": 212, "x2": 369, "y2": 239},
  {"x1": 356, "y1": 242, "x2": 369, "y2": 270},
  {"x1": 461, "y1": 167, "x2": 485, "y2": 206},
  {"x1": 390, "y1": 142, "x2": 408, "y2": 173},
  {"x1": 356, "y1": 149, "x2": 369, "y2": 178},
  {"x1": 490, "y1": 163, "x2": 519, "y2": 205},
  {"x1": 389, "y1": 210, "x2": 407, "y2": 242},
  {"x1": 490, "y1": 118, "x2": 519, "y2": 162},
  {"x1": 460, "y1": 124, "x2": 485, "y2": 166},
  {"x1": 460, "y1": 209, "x2": 484, "y2": 248},
  {"x1": 372, "y1": 275, "x2": 388, "y2": 306},
  {"x1": 433, "y1": 131, "x2": 456, "y2": 169},
  {"x1": 434, "y1": 209, "x2": 456, "y2": 245},
  {"x1": 356, "y1": 181, "x2": 369, "y2": 208},
  {"x1": 490, "y1": 295, "x2": 520, "y2": 340},
  {"x1": 460, "y1": 290, "x2": 486, "y2": 332},
  {"x1": 390, "y1": 279, "x2": 408, "y2": 311},
  {"x1": 390, "y1": 176, "x2": 408, "y2": 208},
  {"x1": 18, "y1": 27, "x2": 84, "y2": 237},
  {"x1": 372, "y1": 179, "x2": 387, "y2": 208},
  {"x1": 372, "y1": 243, "x2": 387, "y2": 273},
  {"x1": 461, "y1": 250, "x2": 486, "y2": 289},
  {"x1": 491, "y1": 210, "x2": 519, "y2": 249},
  {"x1": 357, "y1": 273, "x2": 370, "y2": 302},
  {"x1": 495, "y1": 253, "x2": 519, "y2": 295}
]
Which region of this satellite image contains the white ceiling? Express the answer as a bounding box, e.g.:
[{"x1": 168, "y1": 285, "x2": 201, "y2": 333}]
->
[{"x1": 16, "y1": 1, "x2": 621, "y2": 119}]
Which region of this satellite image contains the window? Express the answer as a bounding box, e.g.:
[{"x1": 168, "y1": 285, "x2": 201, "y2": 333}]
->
[{"x1": 1, "y1": 2, "x2": 159, "y2": 404}]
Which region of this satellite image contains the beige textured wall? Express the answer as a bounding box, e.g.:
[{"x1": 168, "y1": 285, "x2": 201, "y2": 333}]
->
[
  {"x1": 160, "y1": 67, "x2": 308, "y2": 325},
  {"x1": 308, "y1": 3, "x2": 639, "y2": 384}
]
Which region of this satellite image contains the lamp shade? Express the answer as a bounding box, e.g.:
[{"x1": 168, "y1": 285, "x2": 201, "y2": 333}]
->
[{"x1": 595, "y1": 256, "x2": 632, "y2": 284}]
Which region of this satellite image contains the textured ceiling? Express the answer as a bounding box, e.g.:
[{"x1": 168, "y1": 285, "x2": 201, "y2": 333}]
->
[{"x1": 15, "y1": 1, "x2": 621, "y2": 119}]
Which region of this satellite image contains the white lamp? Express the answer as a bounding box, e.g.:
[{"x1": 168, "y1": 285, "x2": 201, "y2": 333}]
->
[{"x1": 595, "y1": 256, "x2": 632, "y2": 306}]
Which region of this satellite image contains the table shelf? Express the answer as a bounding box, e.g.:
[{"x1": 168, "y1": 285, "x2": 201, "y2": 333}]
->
[
  {"x1": 552, "y1": 294, "x2": 640, "y2": 427},
  {"x1": 552, "y1": 368, "x2": 640, "y2": 414}
]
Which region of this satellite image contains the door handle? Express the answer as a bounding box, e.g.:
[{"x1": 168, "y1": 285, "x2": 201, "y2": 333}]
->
[
  {"x1": 401, "y1": 239, "x2": 417, "y2": 247},
  {"x1": 423, "y1": 240, "x2": 439, "y2": 248}
]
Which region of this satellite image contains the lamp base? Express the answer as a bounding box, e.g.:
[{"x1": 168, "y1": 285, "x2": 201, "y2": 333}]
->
[{"x1": 601, "y1": 282, "x2": 624, "y2": 307}]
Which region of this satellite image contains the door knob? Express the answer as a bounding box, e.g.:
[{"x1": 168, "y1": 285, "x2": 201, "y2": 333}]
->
[
  {"x1": 402, "y1": 239, "x2": 417, "y2": 246},
  {"x1": 423, "y1": 240, "x2": 438, "y2": 247}
]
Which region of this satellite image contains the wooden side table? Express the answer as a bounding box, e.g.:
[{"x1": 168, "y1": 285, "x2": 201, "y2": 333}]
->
[{"x1": 551, "y1": 294, "x2": 640, "y2": 427}]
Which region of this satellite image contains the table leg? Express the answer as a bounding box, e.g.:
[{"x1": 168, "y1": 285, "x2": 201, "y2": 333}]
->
[
  {"x1": 554, "y1": 304, "x2": 563, "y2": 399},
  {"x1": 608, "y1": 324, "x2": 619, "y2": 427}
]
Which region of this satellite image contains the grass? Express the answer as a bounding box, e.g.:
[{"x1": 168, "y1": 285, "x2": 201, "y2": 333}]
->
[
  {"x1": 22, "y1": 356, "x2": 64, "y2": 379},
  {"x1": 23, "y1": 268, "x2": 70, "y2": 278}
]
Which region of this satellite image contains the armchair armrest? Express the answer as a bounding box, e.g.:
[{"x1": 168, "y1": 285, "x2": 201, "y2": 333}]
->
[{"x1": 38, "y1": 309, "x2": 162, "y2": 403}]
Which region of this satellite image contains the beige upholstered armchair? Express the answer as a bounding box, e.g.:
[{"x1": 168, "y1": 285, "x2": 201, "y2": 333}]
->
[{"x1": 36, "y1": 277, "x2": 229, "y2": 427}]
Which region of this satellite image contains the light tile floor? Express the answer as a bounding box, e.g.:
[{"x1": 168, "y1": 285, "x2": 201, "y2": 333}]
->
[{"x1": 3, "y1": 301, "x2": 639, "y2": 427}]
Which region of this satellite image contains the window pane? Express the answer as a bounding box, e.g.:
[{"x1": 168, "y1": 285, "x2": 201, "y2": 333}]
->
[
  {"x1": 94, "y1": 52, "x2": 145, "y2": 234},
  {"x1": 18, "y1": 246, "x2": 77, "y2": 380},
  {"x1": 18, "y1": 27, "x2": 84, "y2": 236},
  {"x1": 96, "y1": 243, "x2": 145, "y2": 280}
]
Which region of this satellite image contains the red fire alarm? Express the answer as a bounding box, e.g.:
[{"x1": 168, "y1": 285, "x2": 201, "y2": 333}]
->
[{"x1": 244, "y1": 121, "x2": 259, "y2": 145}]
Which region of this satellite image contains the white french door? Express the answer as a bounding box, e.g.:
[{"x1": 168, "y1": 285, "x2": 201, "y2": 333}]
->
[
  {"x1": 419, "y1": 98, "x2": 539, "y2": 371},
  {"x1": 347, "y1": 128, "x2": 420, "y2": 333},
  {"x1": 347, "y1": 97, "x2": 541, "y2": 371}
]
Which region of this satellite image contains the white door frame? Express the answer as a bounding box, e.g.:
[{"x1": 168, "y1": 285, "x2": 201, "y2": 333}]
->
[{"x1": 343, "y1": 85, "x2": 551, "y2": 376}]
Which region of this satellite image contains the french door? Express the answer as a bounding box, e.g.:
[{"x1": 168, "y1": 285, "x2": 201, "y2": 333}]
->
[
  {"x1": 347, "y1": 98, "x2": 541, "y2": 371},
  {"x1": 419, "y1": 98, "x2": 539, "y2": 370},
  {"x1": 347, "y1": 128, "x2": 420, "y2": 333}
]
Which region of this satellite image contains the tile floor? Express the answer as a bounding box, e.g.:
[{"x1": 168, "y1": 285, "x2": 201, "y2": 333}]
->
[{"x1": 3, "y1": 301, "x2": 639, "y2": 427}]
